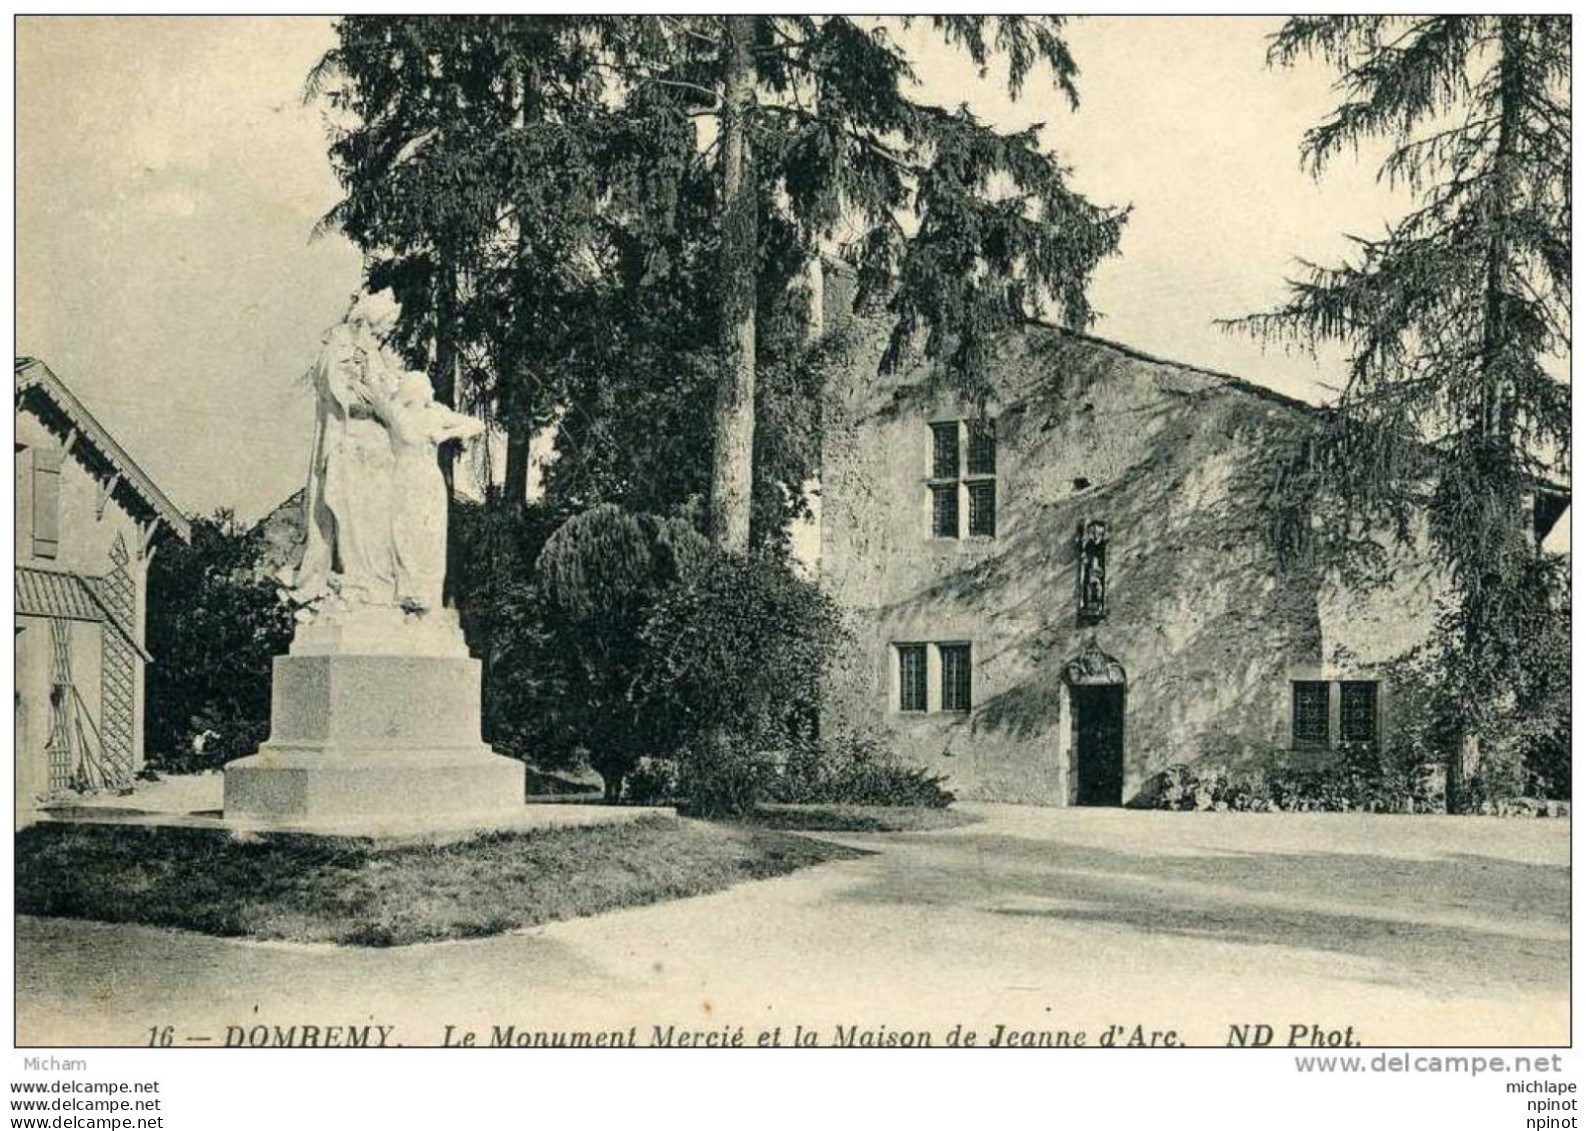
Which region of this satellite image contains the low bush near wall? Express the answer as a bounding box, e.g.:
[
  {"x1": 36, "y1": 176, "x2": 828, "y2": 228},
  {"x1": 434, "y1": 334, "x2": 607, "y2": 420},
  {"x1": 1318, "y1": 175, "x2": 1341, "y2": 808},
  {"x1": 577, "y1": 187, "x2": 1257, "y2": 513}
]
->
[
  {"x1": 626, "y1": 730, "x2": 956, "y2": 811},
  {"x1": 772, "y1": 731, "x2": 955, "y2": 809},
  {"x1": 624, "y1": 757, "x2": 680, "y2": 806},
  {"x1": 1142, "y1": 758, "x2": 1568, "y2": 817},
  {"x1": 1144, "y1": 758, "x2": 1442, "y2": 814}
]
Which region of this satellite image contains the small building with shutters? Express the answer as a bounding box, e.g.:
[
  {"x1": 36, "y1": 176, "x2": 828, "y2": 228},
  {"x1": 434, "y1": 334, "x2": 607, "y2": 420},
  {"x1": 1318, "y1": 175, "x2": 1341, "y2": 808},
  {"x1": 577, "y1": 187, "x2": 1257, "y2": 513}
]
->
[{"x1": 14, "y1": 357, "x2": 190, "y2": 810}]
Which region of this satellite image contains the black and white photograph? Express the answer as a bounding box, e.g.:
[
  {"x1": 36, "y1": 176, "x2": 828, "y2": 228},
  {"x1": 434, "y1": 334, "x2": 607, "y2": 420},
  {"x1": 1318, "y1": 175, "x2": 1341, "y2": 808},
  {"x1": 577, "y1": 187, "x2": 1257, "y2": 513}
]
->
[{"x1": 8, "y1": 9, "x2": 1574, "y2": 1118}]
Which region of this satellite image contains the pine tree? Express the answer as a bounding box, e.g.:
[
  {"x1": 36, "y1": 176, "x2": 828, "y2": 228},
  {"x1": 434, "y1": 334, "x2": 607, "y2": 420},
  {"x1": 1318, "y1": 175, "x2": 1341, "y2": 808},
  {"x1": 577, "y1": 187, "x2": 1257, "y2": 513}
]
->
[
  {"x1": 311, "y1": 17, "x2": 1125, "y2": 556},
  {"x1": 308, "y1": 17, "x2": 609, "y2": 499},
  {"x1": 604, "y1": 16, "x2": 1125, "y2": 551},
  {"x1": 1235, "y1": 16, "x2": 1570, "y2": 809}
]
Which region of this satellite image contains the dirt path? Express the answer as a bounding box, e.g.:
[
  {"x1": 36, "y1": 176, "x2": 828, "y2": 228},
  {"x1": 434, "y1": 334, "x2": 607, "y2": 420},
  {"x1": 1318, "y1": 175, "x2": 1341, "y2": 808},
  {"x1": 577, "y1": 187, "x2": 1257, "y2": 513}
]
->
[{"x1": 16, "y1": 805, "x2": 1568, "y2": 1047}]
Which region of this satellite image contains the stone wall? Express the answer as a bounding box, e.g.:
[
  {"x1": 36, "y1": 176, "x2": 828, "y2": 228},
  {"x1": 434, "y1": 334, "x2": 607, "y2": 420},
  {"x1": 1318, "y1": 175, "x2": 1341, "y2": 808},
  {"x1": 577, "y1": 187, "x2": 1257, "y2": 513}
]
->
[{"x1": 818, "y1": 319, "x2": 1448, "y2": 805}]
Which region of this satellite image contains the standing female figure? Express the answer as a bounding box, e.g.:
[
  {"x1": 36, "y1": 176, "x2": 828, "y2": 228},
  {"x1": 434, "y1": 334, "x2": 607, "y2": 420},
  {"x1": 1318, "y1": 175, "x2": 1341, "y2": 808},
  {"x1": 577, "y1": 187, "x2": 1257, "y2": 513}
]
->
[
  {"x1": 362, "y1": 370, "x2": 485, "y2": 614},
  {"x1": 285, "y1": 293, "x2": 398, "y2": 613}
]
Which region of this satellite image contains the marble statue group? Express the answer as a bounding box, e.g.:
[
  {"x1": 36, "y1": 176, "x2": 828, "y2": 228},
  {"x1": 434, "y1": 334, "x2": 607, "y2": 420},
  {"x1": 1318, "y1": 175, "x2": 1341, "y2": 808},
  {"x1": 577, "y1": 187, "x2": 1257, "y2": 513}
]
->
[
  {"x1": 225, "y1": 289, "x2": 525, "y2": 827},
  {"x1": 282, "y1": 290, "x2": 485, "y2": 623}
]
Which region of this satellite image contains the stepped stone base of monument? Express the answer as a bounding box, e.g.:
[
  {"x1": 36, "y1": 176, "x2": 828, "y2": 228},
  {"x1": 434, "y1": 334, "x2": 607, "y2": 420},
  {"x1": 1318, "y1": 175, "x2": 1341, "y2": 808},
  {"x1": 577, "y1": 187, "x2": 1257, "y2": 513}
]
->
[
  {"x1": 224, "y1": 746, "x2": 525, "y2": 826},
  {"x1": 224, "y1": 613, "x2": 525, "y2": 832}
]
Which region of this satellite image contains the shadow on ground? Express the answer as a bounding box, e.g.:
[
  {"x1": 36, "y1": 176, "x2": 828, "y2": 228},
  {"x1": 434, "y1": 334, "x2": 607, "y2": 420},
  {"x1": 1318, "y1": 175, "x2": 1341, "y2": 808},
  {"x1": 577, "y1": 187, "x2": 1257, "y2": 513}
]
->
[{"x1": 832, "y1": 831, "x2": 1568, "y2": 999}]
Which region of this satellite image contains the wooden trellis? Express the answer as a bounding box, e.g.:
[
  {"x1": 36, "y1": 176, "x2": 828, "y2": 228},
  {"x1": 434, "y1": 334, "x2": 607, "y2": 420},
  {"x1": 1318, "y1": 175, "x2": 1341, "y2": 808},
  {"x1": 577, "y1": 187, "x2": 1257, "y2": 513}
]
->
[
  {"x1": 45, "y1": 618, "x2": 75, "y2": 792},
  {"x1": 42, "y1": 614, "x2": 130, "y2": 795},
  {"x1": 99, "y1": 537, "x2": 137, "y2": 785}
]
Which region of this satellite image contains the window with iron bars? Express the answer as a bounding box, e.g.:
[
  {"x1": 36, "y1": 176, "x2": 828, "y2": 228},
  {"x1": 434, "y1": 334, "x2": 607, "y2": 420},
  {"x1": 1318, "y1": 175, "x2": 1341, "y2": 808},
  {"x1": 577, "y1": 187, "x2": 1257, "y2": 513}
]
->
[
  {"x1": 926, "y1": 418, "x2": 996, "y2": 539},
  {"x1": 1291, "y1": 681, "x2": 1329, "y2": 749},
  {"x1": 1290, "y1": 679, "x2": 1381, "y2": 749},
  {"x1": 1339, "y1": 681, "x2": 1379, "y2": 748},
  {"x1": 897, "y1": 644, "x2": 928, "y2": 713},
  {"x1": 940, "y1": 644, "x2": 972, "y2": 713},
  {"x1": 892, "y1": 642, "x2": 974, "y2": 715}
]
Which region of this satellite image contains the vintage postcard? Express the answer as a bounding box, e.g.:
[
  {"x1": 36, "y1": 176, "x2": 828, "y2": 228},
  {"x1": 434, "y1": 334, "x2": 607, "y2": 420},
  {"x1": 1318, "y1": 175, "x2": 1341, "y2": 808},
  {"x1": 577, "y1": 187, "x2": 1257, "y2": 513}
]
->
[{"x1": 13, "y1": 13, "x2": 1570, "y2": 1069}]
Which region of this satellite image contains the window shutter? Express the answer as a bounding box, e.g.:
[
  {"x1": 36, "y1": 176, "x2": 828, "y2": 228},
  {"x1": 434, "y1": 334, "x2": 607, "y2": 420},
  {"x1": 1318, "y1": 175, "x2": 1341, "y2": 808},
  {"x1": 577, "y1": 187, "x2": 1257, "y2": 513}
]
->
[{"x1": 32, "y1": 446, "x2": 62, "y2": 559}]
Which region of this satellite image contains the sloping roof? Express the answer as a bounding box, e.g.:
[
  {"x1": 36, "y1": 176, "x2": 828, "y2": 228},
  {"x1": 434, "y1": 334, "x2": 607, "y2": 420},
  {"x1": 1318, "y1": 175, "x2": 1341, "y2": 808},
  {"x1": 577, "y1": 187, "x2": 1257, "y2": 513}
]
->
[
  {"x1": 1045, "y1": 323, "x2": 1320, "y2": 415},
  {"x1": 15, "y1": 565, "x2": 153, "y2": 661},
  {"x1": 251, "y1": 487, "x2": 308, "y2": 583},
  {"x1": 14, "y1": 357, "x2": 191, "y2": 543},
  {"x1": 16, "y1": 566, "x2": 103, "y2": 622},
  {"x1": 1031, "y1": 322, "x2": 1572, "y2": 503},
  {"x1": 1542, "y1": 503, "x2": 1570, "y2": 557}
]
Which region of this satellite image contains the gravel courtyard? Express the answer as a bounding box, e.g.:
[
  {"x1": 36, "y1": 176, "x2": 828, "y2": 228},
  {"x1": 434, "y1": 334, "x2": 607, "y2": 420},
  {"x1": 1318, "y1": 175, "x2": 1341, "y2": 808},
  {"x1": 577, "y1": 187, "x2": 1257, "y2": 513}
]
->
[{"x1": 16, "y1": 803, "x2": 1568, "y2": 1047}]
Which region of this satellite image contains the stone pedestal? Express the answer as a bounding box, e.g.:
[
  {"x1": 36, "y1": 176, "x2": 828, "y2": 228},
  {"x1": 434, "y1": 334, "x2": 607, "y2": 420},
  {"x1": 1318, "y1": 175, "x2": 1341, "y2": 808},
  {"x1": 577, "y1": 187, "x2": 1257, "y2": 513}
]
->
[{"x1": 224, "y1": 610, "x2": 523, "y2": 828}]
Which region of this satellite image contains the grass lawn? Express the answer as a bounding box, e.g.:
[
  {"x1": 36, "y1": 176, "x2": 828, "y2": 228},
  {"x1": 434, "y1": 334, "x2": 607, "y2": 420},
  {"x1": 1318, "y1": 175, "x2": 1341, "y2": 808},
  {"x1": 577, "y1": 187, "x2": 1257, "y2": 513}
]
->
[
  {"x1": 743, "y1": 804, "x2": 977, "y2": 833},
  {"x1": 15, "y1": 817, "x2": 860, "y2": 947}
]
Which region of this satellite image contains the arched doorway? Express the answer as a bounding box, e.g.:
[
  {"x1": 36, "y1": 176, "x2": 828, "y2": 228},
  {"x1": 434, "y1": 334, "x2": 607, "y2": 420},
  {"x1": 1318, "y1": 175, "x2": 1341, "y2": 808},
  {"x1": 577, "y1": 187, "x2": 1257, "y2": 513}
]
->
[{"x1": 1064, "y1": 639, "x2": 1127, "y2": 806}]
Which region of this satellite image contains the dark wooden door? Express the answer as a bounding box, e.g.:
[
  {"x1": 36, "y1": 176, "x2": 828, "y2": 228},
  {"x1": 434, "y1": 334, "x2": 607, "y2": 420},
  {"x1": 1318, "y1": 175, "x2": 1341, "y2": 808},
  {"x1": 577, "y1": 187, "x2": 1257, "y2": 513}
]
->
[{"x1": 1074, "y1": 685, "x2": 1125, "y2": 806}]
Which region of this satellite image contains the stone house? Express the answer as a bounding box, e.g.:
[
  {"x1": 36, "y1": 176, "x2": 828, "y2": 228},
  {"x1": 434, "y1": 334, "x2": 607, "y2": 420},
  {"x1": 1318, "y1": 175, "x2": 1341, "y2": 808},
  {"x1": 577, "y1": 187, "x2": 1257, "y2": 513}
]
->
[
  {"x1": 15, "y1": 358, "x2": 190, "y2": 808},
  {"x1": 817, "y1": 313, "x2": 1567, "y2": 807}
]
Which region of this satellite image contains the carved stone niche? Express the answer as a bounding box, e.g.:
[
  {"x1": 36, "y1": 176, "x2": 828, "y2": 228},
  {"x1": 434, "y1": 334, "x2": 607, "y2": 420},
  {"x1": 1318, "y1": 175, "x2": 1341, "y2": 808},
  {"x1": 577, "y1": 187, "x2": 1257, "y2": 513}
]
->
[
  {"x1": 1076, "y1": 518, "x2": 1108, "y2": 624},
  {"x1": 1063, "y1": 637, "x2": 1126, "y2": 687}
]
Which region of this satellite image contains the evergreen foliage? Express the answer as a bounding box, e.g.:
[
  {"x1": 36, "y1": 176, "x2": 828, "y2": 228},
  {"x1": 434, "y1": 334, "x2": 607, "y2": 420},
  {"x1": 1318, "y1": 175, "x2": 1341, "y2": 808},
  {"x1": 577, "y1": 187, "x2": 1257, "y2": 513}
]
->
[
  {"x1": 309, "y1": 17, "x2": 1124, "y2": 551},
  {"x1": 145, "y1": 512, "x2": 295, "y2": 772},
  {"x1": 446, "y1": 495, "x2": 565, "y2": 758},
  {"x1": 1232, "y1": 16, "x2": 1570, "y2": 807},
  {"x1": 531, "y1": 505, "x2": 711, "y2": 800},
  {"x1": 449, "y1": 502, "x2": 843, "y2": 807},
  {"x1": 640, "y1": 550, "x2": 845, "y2": 814},
  {"x1": 304, "y1": 17, "x2": 1123, "y2": 803}
]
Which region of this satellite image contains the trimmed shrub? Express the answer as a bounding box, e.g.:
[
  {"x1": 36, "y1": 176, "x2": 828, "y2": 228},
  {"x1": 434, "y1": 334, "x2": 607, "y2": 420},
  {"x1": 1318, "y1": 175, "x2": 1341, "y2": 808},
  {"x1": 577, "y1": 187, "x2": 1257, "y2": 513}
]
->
[
  {"x1": 639, "y1": 550, "x2": 844, "y2": 815},
  {"x1": 532, "y1": 505, "x2": 712, "y2": 801},
  {"x1": 459, "y1": 504, "x2": 852, "y2": 813},
  {"x1": 676, "y1": 736, "x2": 778, "y2": 818}
]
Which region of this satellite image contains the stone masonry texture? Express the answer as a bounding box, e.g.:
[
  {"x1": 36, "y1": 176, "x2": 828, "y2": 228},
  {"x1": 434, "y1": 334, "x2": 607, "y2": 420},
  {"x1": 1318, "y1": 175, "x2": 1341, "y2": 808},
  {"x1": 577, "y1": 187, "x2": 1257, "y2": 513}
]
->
[{"x1": 818, "y1": 317, "x2": 1445, "y2": 805}]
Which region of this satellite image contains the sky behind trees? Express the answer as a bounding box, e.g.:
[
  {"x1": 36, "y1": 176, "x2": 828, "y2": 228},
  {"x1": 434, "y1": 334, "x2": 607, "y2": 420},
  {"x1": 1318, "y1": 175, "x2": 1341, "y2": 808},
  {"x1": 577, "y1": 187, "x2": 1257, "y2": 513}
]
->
[{"x1": 17, "y1": 15, "x2": 1411, "y2": 523}]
